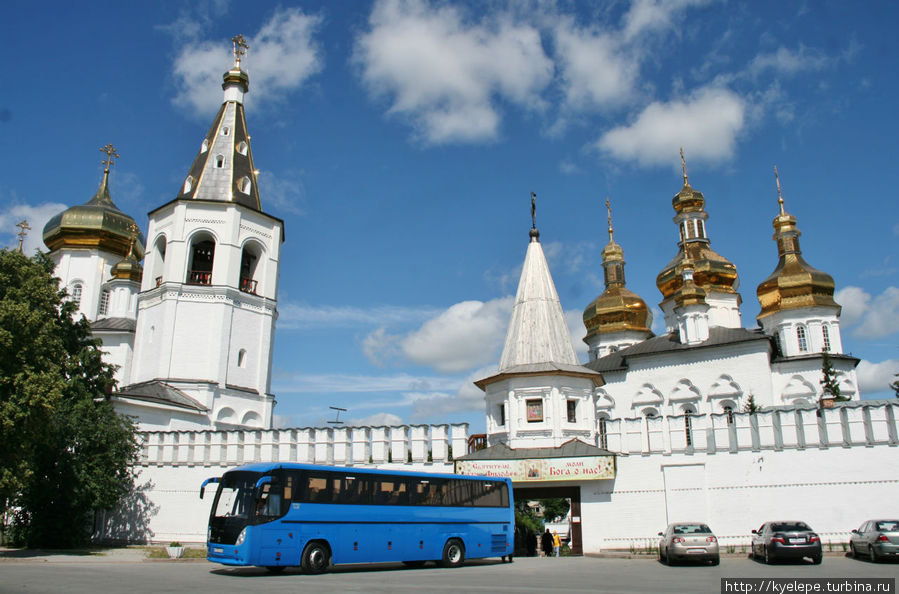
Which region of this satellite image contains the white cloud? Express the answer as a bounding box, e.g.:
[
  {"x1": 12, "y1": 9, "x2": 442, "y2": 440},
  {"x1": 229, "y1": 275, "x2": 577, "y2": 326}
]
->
[
  {"x1": 256, "y1": 170, "x2": 306, "y2": 215},
  {"x1": 0, "y1": 201, "x2": 69, "y2": 255},
  {"x1": 856, "y1": 359, "x2": 899, "y2": 397},
  {"x1": 278, "y1": 302, "x2": 438, "y2": 330},
  {"x1": 553, "y1": 19, "x2": 636, "y2": 110},
  {"x1": 347, "y1": 412, "x2": 404, "y2": 427},
  {"x1": 353, "y1": 0, "x2": 553, "y2": 144},
  {"x1": 621, "y1": 0, "x2": 714, "y2": 41},
  {"x1": 399, "y1": 297, "x2": 514, "y2": 372},
  {"x1": 171, "y1": 8, "x2": 323, "y2": 116},
  {"x1": 836, "y1": 286, "x2": 899, "y2": 339},
  {"x1": 272, "y1": 372, "x2": 461, "y2": 394},
  {"x1": 748, "y1": 45, "x2": 831, "y2": 78},
  {"x1": 597, "y1": 86, "x2": 746, "y2": 167},
  {"x1": 565, "y1": 309, "x2": 588, "y2": 358}
]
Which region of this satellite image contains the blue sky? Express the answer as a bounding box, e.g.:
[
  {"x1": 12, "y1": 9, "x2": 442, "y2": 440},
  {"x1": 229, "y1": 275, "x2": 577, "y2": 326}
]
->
[{"x1": 4, "y1": 0, "x2": 898, "y2": 431}]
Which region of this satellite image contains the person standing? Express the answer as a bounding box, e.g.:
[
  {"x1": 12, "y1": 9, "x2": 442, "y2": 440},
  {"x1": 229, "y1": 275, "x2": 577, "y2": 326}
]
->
[
  {"x1": 541, "y1": 528, "x2": 553, "y2": 557},
  {"x1": 552, "y1": 531, "x2": 561, "y2": 557}
]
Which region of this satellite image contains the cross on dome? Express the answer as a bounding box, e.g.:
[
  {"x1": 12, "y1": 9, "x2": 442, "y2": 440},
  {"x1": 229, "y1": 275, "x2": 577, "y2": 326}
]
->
[
  {"x1": 15, "y1": 219, "x2": 30, "y2": 253},
  {"x1": 232, "y1": 34, "x2": 249, "y2": 68},
  {"x1": 100, "y1": 143, "x2": 119, "y2": 173}
]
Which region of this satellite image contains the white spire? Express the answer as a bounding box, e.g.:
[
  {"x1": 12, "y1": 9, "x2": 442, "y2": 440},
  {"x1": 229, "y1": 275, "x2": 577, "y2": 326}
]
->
[{"x1": 498, "y1": 234, "x2": 579, "y2": 371}]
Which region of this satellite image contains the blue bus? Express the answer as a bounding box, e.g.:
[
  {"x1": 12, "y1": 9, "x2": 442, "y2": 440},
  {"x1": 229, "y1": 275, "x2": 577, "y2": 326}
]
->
[{"x1": 200, "y1": 463, "x2": 514, "y2": 572}]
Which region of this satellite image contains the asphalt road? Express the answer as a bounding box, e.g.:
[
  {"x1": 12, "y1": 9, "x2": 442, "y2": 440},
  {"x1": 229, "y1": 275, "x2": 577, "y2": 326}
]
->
[{"x1": 0, "y1": 554, "x2": 896, "y2": 594}]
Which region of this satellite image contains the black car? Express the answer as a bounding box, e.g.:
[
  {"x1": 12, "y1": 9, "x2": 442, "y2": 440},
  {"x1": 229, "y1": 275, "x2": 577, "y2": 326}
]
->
[{"x1": 751, "y1": 521, "x2": 822, "y2": 564}]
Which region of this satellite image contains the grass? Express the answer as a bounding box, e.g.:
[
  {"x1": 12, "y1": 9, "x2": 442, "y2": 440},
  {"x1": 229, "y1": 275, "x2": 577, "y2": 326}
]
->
[{"x1": 145, "y1": 546, "x2": 207, "y2": 560}]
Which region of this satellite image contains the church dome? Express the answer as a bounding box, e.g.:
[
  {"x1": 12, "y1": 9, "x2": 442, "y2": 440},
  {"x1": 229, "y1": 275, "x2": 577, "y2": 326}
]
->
[
  {"x1": 583, "y1": 199, "x2": 651, "y2": 340},
  {"x1": 43, "y1": 146, "x2": 145, "y2": 260},
  {"x1": 756, "y1": 169, "x2": 839, "y2": 320},
  {"x1": 656, "y1": 155, "x2": 738, "y2": 300}
]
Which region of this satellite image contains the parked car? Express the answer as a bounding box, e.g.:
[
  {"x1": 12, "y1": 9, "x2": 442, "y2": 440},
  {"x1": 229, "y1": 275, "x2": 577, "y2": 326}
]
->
[
  {"x1": 850, "y1": 519, "x2": 899, "y2": 562},
  {"x1": 751, "y1": 521, "x2": 822, "y2": 564},
  {"x1": 658, "y1": 522, "x2": 720, "y2": 565}
]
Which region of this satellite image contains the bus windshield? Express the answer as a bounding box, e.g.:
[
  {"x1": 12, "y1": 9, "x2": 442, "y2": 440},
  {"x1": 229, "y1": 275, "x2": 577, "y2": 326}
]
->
[{"x1": 212, "y1": 471, "x2": 258, "y2": 520}]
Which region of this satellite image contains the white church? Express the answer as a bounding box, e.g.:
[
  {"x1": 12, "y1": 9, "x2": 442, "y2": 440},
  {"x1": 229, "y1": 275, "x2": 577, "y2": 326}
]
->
[{"x1": 39, "y1": 38, "x2": 897, "y2": 553}]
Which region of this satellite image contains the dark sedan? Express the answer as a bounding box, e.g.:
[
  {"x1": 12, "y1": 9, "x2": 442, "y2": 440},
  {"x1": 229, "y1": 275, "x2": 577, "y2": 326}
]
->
[
  {"x1": 751, "y1": 521, "x2": 822, "y2": 564},
  {"x1": 850, "y1": 519, "x2": 899, "y2": 562}
]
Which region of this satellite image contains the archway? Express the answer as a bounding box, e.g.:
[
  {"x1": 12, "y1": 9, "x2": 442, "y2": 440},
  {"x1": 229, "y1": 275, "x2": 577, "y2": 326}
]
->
[{"x1": 513, "y1": 485, "x2": 582, "y2": 556}]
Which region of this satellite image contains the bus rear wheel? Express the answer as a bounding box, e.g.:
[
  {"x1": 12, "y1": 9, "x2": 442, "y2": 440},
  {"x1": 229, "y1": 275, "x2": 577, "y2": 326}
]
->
[
  {"x1": 301, "y1": 541, "x2": 331, "y2": 574},
  {"x1": 441, "y1": 539, "x2": 465, "y2": 568}
]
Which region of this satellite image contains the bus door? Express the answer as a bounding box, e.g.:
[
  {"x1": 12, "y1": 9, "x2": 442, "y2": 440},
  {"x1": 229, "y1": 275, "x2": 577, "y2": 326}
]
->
[{"x1": 257, "y1": 472, "x2": 300, "y2": 567}]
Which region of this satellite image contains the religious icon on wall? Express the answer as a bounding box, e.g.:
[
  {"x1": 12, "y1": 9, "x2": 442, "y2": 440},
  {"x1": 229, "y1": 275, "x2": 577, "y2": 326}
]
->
[{"x1": 526, "y1": 399, "x2": 543, "y2": 422}]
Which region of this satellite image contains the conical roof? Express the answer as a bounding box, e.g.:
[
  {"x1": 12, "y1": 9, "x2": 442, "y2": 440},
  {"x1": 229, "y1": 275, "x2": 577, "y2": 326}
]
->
[
  {"x1": 498, "y1": 228, "x2": 580, "y2": 371},
  {"x1": 43, "y1": 147, "x2": 145, "y2": 259},
  {"x1": 174, "y1": 35, "x2": 261, "y2": 211}
]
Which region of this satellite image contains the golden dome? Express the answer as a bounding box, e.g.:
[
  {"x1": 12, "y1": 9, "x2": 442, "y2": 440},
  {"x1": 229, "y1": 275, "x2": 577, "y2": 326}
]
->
[
  {"x1": 583, "y1": 198, "x2": 651, "y2": 339},
  {"x1": 756, "y1": 168, "x2": 839, "y2": 320},
  {"x1": 670, "y1": 258, "x2": 708, "y2": 308},
  {"x1": 43, "y1": 147, "x2": 145, "y2": 260},
  {"x1": 110, "y1": 237, "x2": 143, "y2": 283},
  {"x1": 656, "y1": 162, "x2": 739, "y2": 300}
]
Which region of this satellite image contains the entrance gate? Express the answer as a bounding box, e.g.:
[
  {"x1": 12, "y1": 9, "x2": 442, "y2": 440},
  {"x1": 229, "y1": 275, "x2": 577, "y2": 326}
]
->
[{"x1": 514, "y1": 486, "x2": 582, "y2": 556}]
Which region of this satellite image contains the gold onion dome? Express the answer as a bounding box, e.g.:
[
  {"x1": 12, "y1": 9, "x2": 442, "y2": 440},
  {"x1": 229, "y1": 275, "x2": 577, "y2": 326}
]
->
[
  {"x1": 656, "y1": 151, "x2": 738, "y2": 300},
  {"x1": 756, "y1": 167, "x2": 839, "y2": 320},
  {"x1": 110, "y1": 225, "x2": 144, "y2": 282},
  {"x1": 583, "y1": 199, "x2": 651, "y2": 339},
  {"x1": 43, "y1": 145, "x2": 145, "y2": 259}
]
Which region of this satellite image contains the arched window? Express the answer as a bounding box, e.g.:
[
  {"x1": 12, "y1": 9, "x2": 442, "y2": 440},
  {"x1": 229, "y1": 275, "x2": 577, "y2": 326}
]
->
[
  {"x1": 183, "y1": 175, "x2": 194, "y2": 194},
  {"x1": 187, "y1": 234, "x2": 215, "y2": 285},
  {"x1": 797, "y1": 325, "x2": 808, "y2": 352},
  {"x1": 152, "y1": 235, "x2": 166, "y2": 287},
  {"x1": 215, "y1": 155, "x2": 224, "y2": 168},
  {"x1": 200, "y1": 139, "x2": 209, "y2": 153},
  {"x1": 221, "y1": 126, "x2": 230, "y2": 136},
  {"x1": 237, "y1": 141, "x2": 248, "y2": 155},
  {"x1": 642, "y1": 407, "x2": 659, "y2": 418},
  {"x1": 237, "y1": 349, "x2": 247, "y2": 368},
  {"x1": 682, "y1": 405, "x2": 696, "y2": 447},
  {"x1": 722, "y1": 403, "x2": 735, "y2": 425},
  {"x1": 238, "y1": 176, "x2": 252, "y2": 194},
  {"x1": 822, "y1": 325, "x2": 831, "y2": 352},
  {"x1": 597, "y1": 415, "x2": 609, "y2": 450},
  {"x1": 98, "y1": 289, "x2": 110, "y2": 316},
  {"x1": 497, "y1": 403, "x2": 505, "y2": 427},
  {"x1": 239, "y1": 242, "x2": 262, "y2": 294},
  {"x1": 70, "y1": 283, "x2": 83, "y2": 307}
]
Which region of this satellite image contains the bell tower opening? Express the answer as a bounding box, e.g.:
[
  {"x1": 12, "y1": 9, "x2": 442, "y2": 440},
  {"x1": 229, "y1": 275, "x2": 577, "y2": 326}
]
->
[{"x1": 187, "y1": 235, "x2": 215, "y2": 285}]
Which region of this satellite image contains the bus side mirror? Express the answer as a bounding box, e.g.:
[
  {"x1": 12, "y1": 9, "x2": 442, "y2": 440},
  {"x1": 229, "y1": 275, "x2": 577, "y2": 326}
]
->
[
  {"x1": 200, "y1": 477, "x2": 220, "y2": 499},
  {"x1": 254, "y1": 475, "x2": 273, "y2": 497}
]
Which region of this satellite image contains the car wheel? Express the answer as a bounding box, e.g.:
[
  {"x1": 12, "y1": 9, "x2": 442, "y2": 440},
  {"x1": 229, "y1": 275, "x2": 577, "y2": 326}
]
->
[
  {"x1": 441, "y1": 538, "x2": 465, "y2": 568},
  {"x1": 301, "y1": 541, "x2": 331, "y2": 574},
  {"x1": 849, "y1": 543, "x2": 857, "y2": 558},
  {"x1": 812, "y1": 555, "x2": 822, "y2": 565},
  {"x1": 764, "y1": 546, "x2": 772, "y2": 565},
  {"x1": 710, "y1": 555, "x2": 720, "y2": 566},
  {"x1": 870, "y1": 546, "x2": 881, "y2": 563}
]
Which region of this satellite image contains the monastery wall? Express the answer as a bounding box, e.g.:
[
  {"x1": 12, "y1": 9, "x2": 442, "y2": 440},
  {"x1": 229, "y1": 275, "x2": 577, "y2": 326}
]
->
[{"x1": 98, "y1": 403, "x2": 899, "y2": 554}]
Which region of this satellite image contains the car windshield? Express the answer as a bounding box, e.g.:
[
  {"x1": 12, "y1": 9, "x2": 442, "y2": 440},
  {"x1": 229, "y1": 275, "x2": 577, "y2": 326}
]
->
[
  {"x1": 875, "y1": 521, "x2": 899, "y2": 532},
  {"x1": 771, "y1": 522, "x2": 811, "y2": 532},
  {"x1": 673, "y1": 524, "x2": 712, "y2": 534}
]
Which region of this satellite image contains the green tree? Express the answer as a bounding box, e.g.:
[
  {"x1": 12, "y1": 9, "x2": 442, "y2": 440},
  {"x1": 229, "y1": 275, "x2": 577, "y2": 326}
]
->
[
  {"x1": 0, "y1": 249, "x2": 138, "y2": 547},
  {"x1": 891, "y1": 373, "x2": 899, "y2": 398},
  {"x1": 819, "y1": 348, "x2": 849, "y2": 403},
  {"x1": 743, "y1": 393, "x2": 761, "y2": 414},
  {"x1": 538, "y1": 498, "x2": 570, "y2": 523}
]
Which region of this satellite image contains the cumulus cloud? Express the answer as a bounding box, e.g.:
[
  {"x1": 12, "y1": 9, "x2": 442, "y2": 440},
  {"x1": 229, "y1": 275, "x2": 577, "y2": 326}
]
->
[
  {"x1": 398, "y1": 297, "x2": 514, "y2": 372},
  {"x1": 171, "y1": 7, "x2": 323, "y2": 116},
  {"x1": 278, "y1": 302, "x2": 438, "y2": 330},
  {"x1": 347, "y1": 412, "x2": 404, "y2": 427},
  {"x1": 353, "y1": 0, "x2": 553, "y2": 144},
  {"x1": 621, "y1": 0, "x2": 714, "y2": 41},
  {"x1": 835, "y1": 286, "x2": 899, "y2": 339},
  {"x1": 0, "y1": 201, "x2": 69, "y2": 255},
  {"x1": 856, "y1": 359, "x2": 899, "y2": 397},
  {"x1": 597, "y1": 86, "x2": 746, "y2": 167},
  {"x1": 553, "y1": 19, "x2": 636, "y2": 110}
]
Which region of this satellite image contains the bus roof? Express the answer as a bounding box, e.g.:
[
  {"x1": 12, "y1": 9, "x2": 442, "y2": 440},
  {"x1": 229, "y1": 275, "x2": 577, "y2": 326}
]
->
[{"x1": 223, "y1": 462, "x2": 510, "y2": 483}]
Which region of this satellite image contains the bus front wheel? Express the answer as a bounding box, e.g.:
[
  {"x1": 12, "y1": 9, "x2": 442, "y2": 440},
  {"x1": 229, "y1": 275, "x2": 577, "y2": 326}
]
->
[
  {"x1": 441, "y1": 539, "x2": 465, "y2": 568},
  {"x1": 301, "y1": 541, "x2": 331, "y2": 574}
]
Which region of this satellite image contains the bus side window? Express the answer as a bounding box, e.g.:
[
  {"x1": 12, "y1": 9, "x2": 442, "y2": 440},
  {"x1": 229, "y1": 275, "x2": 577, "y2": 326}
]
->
[
  {"x1": 375, "y1": 477, "x2": 407, "y2": 505},
  {"x1": 305, "y1": 475, "x2": 331, "y2": 503}
]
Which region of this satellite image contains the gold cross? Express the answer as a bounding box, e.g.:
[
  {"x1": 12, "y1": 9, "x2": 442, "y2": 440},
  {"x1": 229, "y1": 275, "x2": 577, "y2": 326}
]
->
[
  {"x1": 530, "y1": 191, "x2": 537, "y2": 229},
  {"x1": 680, "y1": 147, "x2": 689, "y2": 185},
  {"x1": 100, "y1": 143, "x2": 119, "y2": 172},
  {"x1": 774, "y1": 165, "x2": 786, "y2": 215},
  {"x1": 126, "y1": 222, "x2": 139, "y2": 258},
  {"x1": 232, "y1": 34, "x2": 249, "y2": 67},
  {"x1": 605, "y1": 197, "x2": 614, "y2": 242},
  {"x1": 15, "y1": 219, "x2": 30, "y2": 253}
]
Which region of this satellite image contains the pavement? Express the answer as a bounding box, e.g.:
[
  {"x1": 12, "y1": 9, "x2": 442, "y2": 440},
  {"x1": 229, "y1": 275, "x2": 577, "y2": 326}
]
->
[{"x1": 0, "y1": 546, "x2": 205, "y2": 563}]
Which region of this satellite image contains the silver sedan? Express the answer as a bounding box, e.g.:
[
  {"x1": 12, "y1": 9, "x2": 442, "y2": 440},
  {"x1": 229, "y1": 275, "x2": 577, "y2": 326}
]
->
[
  {"x1": 850, "y1": 519, "x2": 899, "y2": 562},
  {"x1": 658, "y1": 523, "x2": 720, "y2": 565}
]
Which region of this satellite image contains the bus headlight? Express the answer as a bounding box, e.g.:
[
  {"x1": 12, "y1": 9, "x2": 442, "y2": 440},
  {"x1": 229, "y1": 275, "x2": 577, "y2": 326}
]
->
[{"x1": 235, "y1": 528, "x2": 246, "y2": 547}]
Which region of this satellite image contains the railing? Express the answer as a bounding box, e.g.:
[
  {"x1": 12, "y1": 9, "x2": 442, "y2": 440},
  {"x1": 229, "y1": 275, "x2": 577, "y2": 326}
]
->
[
  {"x1": 468, "y1": 433, "x2": 487, "y2": 453},
  {"x1": 155, "y1": 276, "x2": 163, "y2": 287},
  {"x1": 187, "y1": 270, "x2": 211, "y2": 285},
  {"x1": 239, "y1": 277, "x2": 258, "y2": 294}
]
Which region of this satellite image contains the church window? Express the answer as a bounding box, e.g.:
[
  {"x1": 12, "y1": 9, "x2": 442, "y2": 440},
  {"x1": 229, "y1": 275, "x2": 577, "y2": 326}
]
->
[
  {"x1": 642, "y1": 408, "x2": 658, "y2": 418},
  {"x1": 98, "y1": 289, "x2": 110, "y2": 316},
  {"x1": 822, "y1": 325, "x2": 831, "y2": 351},
  {"x1": 722, "y1": 404, "x2": 734, "y2": 425},
  {"x1": 183, "y1": 175, "x2": 194, "y2": 194},
  {"x1": 526, "y1": 399, "x2": 543, "y2": 423},
  {"x1": 237, "y1": 141, "x2": 248, "y2": 155},
  {"x1": 237, "y1": 349, "x2": 247, "y2": 368},
  {"x1": 567, "y1": 400, "x2": 577, "y2": 423},
  {"x1": 683, "y1": 406, "x2": 695, "y2": 447},
  {"x1": 187, "y1": 235, "x2": 215, "y2": 285},
  {"x1": 598, "y1": 416, "x2": 609, "y2": 450},
  {"x1": 238, "y1": 176, "x2": 252, "y2": 194},
  {"x1": 797, "y1": 325, "x2": 808, "y2": 352},
  {"x1": 70, "y1": 283, "x2": 82, "y2": 307},
  {"x1": 215, "y1": 154, "x2": 224, "y2": 168},
  {"x1": 240, "y1": 243, "x2": 261, "y2": 294},
  {"x1": 200, "y1": 139, "x2": 209, "y2": 153},
  {"x1": 222, "y1": 126, "x2": 230, "y2": 136},
  {"x1": 697, "y1": 219, "x2": 706, "y2": 238},
  {"x1": 498, "y1": 404, "x2": 505, "y2": 426}
]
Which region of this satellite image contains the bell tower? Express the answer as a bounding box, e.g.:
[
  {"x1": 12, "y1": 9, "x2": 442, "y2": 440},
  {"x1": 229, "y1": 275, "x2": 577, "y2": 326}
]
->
[{"x1": 125, "y1": 35, "x2": 284, "y2": 429}]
